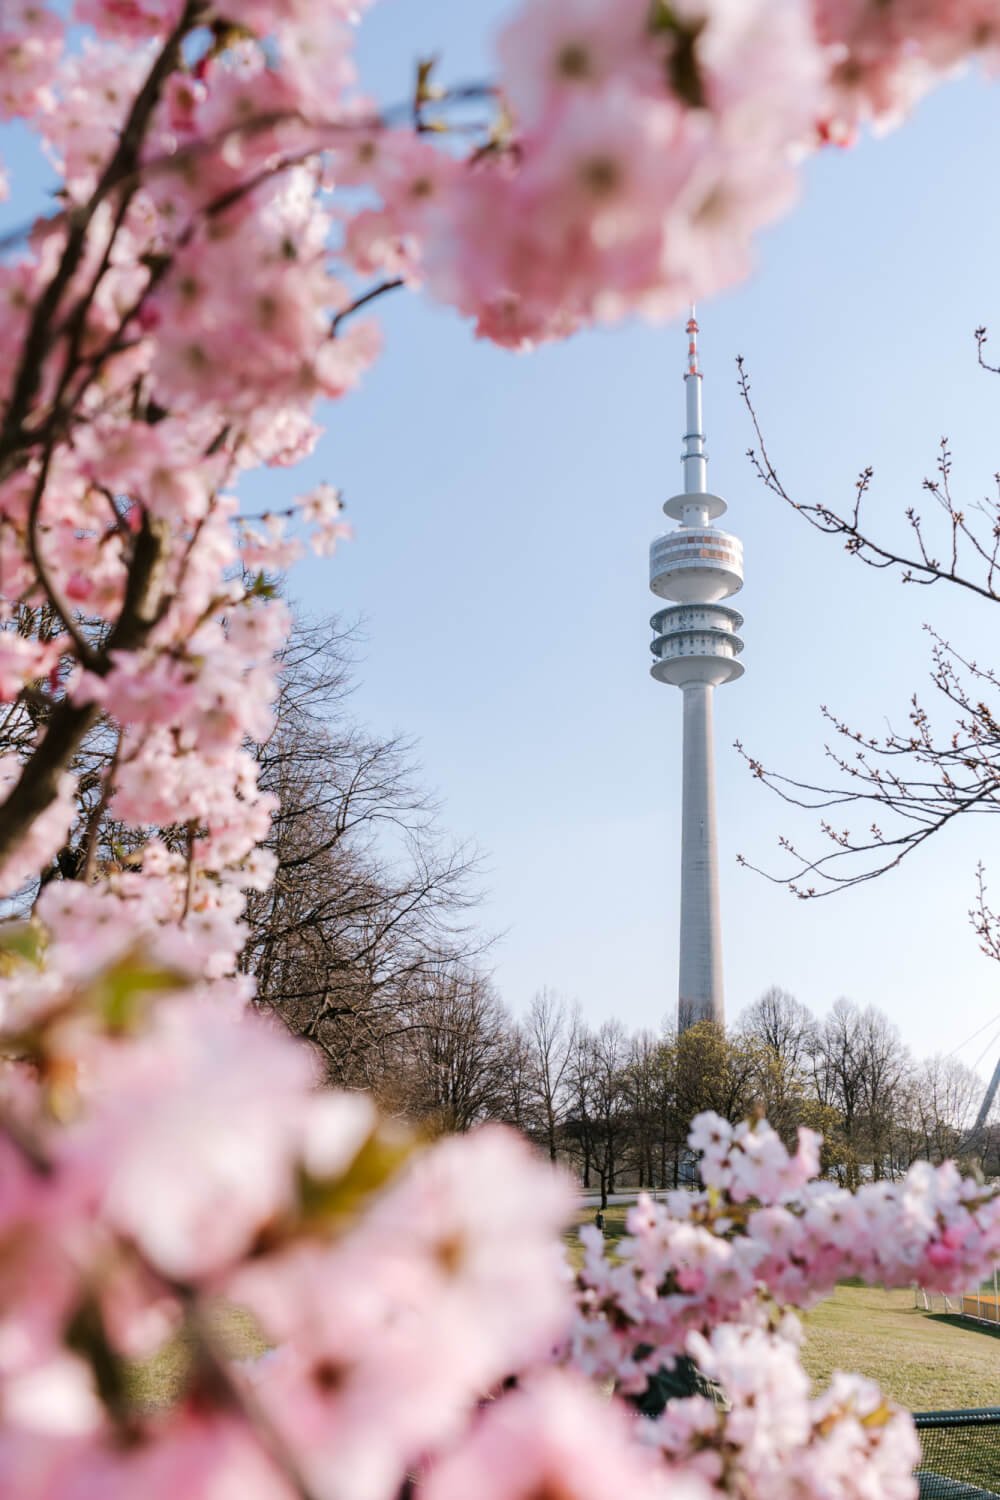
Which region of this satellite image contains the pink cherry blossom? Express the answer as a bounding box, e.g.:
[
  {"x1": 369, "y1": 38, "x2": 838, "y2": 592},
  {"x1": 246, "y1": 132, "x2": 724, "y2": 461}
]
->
[
  {"x1": 813, "y1": 0, "x2": 1000, "y2": 133},
  {"x1": 3, "y1": 5, "x2": 1000, "y2": 1497},
  {"x1": 496, "y1": 0, "x2": 658, "y2": 128},
  {"x1": 572, "y1": 1112, "x2": 1000, "y2": 1389},
  {"x1": 0, "y1": 0, "x2": 63, "y2": 121},
  {"x1": 73, "y1": 0, "x2": 185, "y2": 41},
  {"x1": 648, "y1": 1324, "x2": 921, "y2": 1500},
  {"x1": 297, "y1": 482, "x2": 353, "y2": 556},
  {"x1": 67, "y1": 1003, "x2": 319, "y2": 1280},
  {"x1": 423, "y1": 1371, "x2": 709, "y2": 1500}
]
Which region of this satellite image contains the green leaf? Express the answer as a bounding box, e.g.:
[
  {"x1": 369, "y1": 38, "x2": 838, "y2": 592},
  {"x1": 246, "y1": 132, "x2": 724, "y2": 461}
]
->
[
  {"x1": 648, "y1": 0, "x2": 678, "y2": 32},
  {"x1": 648, "y1": 0, "x2": 707, "y2": 108},
  {"x1": 0, "y1": 920, "x2": 46, "y2": 969},
  {"x1": 297, "y1": 1126, "x2": 414, "y2": 1231},
  {"x1": 248, "y1": 572, "x2": 277, "y2": 600},
  {"x1": 91, "y1": 954, "x2": 189, "y2": 1035},
  {"x1": 66, "y1": 1297, "x2": 131, "y2": 1422}
]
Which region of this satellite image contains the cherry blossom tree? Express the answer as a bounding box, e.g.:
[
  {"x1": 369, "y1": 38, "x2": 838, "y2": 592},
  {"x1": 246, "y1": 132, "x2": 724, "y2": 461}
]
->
[
  {"x1": 3, "y1": 1, "x2": 1000, "y2": 1498},
  {"x1": 736, "y1": 361, "x2": 1000, "y2": 927}
]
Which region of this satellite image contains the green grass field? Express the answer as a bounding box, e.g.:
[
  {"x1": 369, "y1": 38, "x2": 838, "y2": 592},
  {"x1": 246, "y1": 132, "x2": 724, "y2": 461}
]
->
[
  {"x1": 566, "y1": 1206, "x2": 998, "y2": 1411},
  {"x1": 801, "y1": 1285, "x2": 999, "y2": 1411},
  {"x1": 566, "y1": 1204, "x2": 630, "y2": 1266}
]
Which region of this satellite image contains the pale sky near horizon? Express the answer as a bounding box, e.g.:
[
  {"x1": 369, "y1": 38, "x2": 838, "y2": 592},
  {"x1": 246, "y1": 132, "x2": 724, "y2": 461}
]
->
[{"x1": 5, "y1": 3, "x2": 1000, "y2": 1078}]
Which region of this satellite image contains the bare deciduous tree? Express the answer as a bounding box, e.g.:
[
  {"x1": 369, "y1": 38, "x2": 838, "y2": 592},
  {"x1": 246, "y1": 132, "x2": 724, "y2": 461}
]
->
[
  {"x1": 386, "y1": 967, "x2": 513, "y2": 1132},
  {"x1": 807, "y1": 999, "x2": 913, "y2": 1184},
  {"x1": 242, "y1": 616, "x2": 488, "y2": 1089},
  {"x1": 909, "y1": 1054, "x2": 983, "y2": 1164},
  {"x1": 524, "y1": 988, "x2": 578, "y2": 1162}
]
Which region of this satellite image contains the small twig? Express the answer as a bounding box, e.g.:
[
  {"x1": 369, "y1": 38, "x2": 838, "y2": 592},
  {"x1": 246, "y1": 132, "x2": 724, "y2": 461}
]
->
[
  {"x1": 181, "y1": 820, "x2": 197, "y2": 920},
  {"x1": 82, "y1": 734, "x2": 122, "y2": 883},
  {"x1": 331, "y1": 278, "x2": 405, "y2": 336},
  {"x1": 975, "y1": 325, "x2": 1000, "y2": 376},
  {"x1": 25, "y1": 436, "x2": 100, "y2": 669},
  {"x1": 737, "y1": 354, "x2": 1000, "y2": 605}
]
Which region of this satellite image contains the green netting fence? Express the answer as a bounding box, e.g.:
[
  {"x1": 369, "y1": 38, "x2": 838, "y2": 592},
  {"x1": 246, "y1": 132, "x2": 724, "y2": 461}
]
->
[{"x1": 915, "y1": 1409, "x2": 1000, "y2": 1498}]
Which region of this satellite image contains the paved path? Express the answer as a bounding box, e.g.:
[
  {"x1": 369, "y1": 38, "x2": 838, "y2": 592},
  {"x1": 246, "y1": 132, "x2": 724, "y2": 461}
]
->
[{"x1": 577, "y1": 1190, "x2": 669, "y2": 1206}]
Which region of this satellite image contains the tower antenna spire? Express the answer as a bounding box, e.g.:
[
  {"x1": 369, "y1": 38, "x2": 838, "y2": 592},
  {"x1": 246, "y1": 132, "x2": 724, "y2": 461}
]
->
[
  {"x1": 686, "y1": 306, "x2": 700, "y2": 376},
  {"x1": 682, "y1": 307, "x2": 707, "y2": 495}
]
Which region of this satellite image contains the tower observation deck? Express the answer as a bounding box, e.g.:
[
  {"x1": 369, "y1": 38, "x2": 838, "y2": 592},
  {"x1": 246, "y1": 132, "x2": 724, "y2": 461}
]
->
[{"x1": 650, "y1": 315, "x2": 744, "y2": 1030}]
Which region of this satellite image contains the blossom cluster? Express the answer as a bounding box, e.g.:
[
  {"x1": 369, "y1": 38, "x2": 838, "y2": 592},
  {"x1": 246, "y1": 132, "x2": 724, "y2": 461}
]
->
[
  {"x1": 338, "y1": 0, "x2": 1000, "y2": 344},
  {"x1": 2, "y1": 3, "x2": 1000, "y2": 1499},
  {"x1": 0, "y1": 7, "x2": 381, "y2": 959},
  {"x1": 570, "y1": 1112, "x2": 1000, "y2": 1390},
  {"x1": 3, "y1": 954, "x2": 990, "y2": 1500},
  {"x1": 646, "y1": 1323, "x2": 920, "y2": 1500},
  {"x1": 814, "y1": 0, "x2": 1000, "y2": 137},
  {"x1": 421, "y1": 0, "x2": 821, "y2": 345},
  {"x1": 0, "y1": 951, "x2": 592, "y2": 1500}
]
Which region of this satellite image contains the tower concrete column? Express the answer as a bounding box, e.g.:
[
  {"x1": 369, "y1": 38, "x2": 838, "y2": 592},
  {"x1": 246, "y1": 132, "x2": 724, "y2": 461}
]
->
[{"x1": 679, "y1": 681, "x2": 724, "y2": 1028}]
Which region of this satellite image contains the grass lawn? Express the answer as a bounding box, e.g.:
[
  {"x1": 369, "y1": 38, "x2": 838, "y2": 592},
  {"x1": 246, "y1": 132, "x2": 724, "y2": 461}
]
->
[
  {"x1": 124, "y1": 1302, "x2": 266, "y2": 1412},
  {"x1": 565, "y1": 1204, "x2": 632, "y2": 1267},
  {"x1": 801, "y1": 1285, "x2": 1000, "y2": 1411}
]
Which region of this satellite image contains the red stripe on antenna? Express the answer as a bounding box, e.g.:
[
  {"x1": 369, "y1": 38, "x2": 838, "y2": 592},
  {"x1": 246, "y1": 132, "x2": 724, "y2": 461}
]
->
[{"x1": 686, "y1": 308, "x2": 700, "y2": 375}]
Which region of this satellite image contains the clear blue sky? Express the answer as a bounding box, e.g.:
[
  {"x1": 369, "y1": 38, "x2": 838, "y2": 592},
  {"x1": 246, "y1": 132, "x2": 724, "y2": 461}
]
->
[
  {"x1": 6, "y1": 3, "x2": 1000, "y2": 1072},
  {"x1": 338, "y1": 1, "x2": 1000, "y2": 1070}
]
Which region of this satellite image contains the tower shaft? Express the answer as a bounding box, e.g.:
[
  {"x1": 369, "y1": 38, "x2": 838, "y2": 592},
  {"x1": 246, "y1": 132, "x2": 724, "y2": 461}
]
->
[
  {"x1": 648, "y1": 312, "x2": 744, "y2": 1034},
  {"x1": 679, "y1": 682, "x2": 725, "y2": 1027},
  {"x1": 973, "y1": 1053, "x2": 1000, "y2": 1133}
]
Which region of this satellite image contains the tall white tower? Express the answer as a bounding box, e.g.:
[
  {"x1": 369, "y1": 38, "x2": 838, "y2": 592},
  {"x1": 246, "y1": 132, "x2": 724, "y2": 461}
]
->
[{"x1": 649, "y1": 315, "x2": 744, "y2": 1031}]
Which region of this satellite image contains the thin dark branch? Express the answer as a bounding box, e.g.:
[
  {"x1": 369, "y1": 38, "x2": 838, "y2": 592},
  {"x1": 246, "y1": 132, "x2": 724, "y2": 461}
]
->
[{"x1": 331, "y1": 279, "x2": 405, "y2": 336}]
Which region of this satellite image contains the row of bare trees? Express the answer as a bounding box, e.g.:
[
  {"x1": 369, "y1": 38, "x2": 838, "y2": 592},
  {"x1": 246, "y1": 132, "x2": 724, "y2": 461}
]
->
[
  {"x1": 743, "y1": 988, "x2": 996, "y2": 1184},
  {"x1": 239, "y1": 617, "x2": 998, "y2": 1189},
  {"x1": 412, "y1": 986, "x2": 998, "y2": 1196}
]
